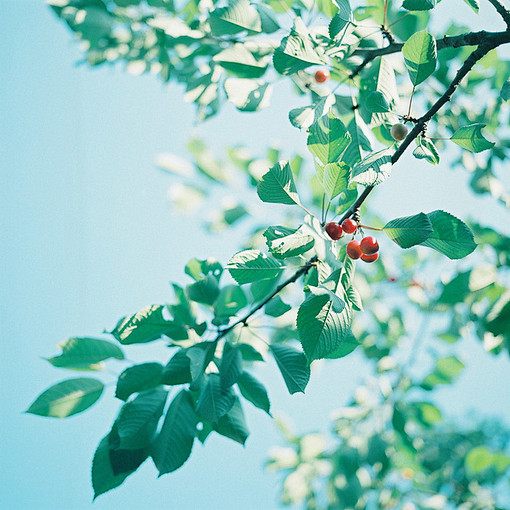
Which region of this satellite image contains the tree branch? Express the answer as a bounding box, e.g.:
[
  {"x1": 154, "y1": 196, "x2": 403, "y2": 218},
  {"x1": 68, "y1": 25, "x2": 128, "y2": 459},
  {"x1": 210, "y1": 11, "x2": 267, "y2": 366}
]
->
[
  {"x1": 486, "y1": 0, "x2": 510, "y2": 28},
  {"x1": 352, "y1": 29, "x2": 510, "y2": 59},
  {"x1": 215, "y1": 256, "x2": 318, "y2": 341},
  {"x1": 340, "y1": 30, "x2": 510, "y2": 223}
]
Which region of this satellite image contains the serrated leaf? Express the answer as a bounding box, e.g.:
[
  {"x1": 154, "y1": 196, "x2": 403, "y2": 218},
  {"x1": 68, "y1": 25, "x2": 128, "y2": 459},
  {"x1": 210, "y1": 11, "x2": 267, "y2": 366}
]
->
[
  {"x1": 115, "y1": 387, "x2": 168, "y2": 450},
  {"x1": 365, "y1": 91, "x2": 391, "y2": 113},
  {"x1": 343, "y1": 113, "x2": 373, "y2": 166},
  {"x1": 269, "y1": 343, "x2": 310, "y2": 394},
  {"x1": 265, "y1": 228, "x2": 315, "y2": 259},
  {"x1": 92, "y1": 435, "x2": 139, "y2": 499},
  {"x1": 450, "y1": 124, "x2": 495, "y2": 153},
  {"x1": 257, "y1": 161, "x2": 301, "y2": 206},
  {"x1": 196, "y1": 374, "x2": 236, "y2": 422},
  {"x1": 351, "y1": 147, "x2": 392, "y2": 186},
  {"x1": 307, "y1": 112, "x2": 351, "y2": 165},
  {"x1": 111, "y1": 305, "x2": 186, "y2": 345},
  {"x1": 383, "y1": 213, "x2": 433, "y2": 248},
  {"x1": 324, "y1": 330, "x2": 359, "y2": 358},
  {"x1": 289, "y1": 94, "x2": 335, "y2": 130},
  {"x1": 420, "y1": 210, "x2": 477, "y2": 259},
  {"x1": 214, "y1": 397, "x2": 249, "y2": 445},
  {"x1": 323, "y1": 162, "x2": 350, "y2": 199},
  {"x1": 273, "y1": 18, "x2": 325, "y2": 75},
  {"x1": 26, "y1": 378, "x2": 104, "y2": 418},
  {"x1": 237, "y1": 371, "x2": 271, "y2": 414},
  {"x1": 213, "y1": 44, "x2": 268, "y2": 78},
  {"x1": 186, "y1": 341, "x2": 217, "y2": 382},
  {"x1": 402, "y1": 30, "x2": 437, "y2": 86},
  {"x1": 209, "y1": 0, "x2": 262, "y2": 35},
  {"x1": 214, "y1": 285, "x2": 248, "y2": 319},
  {"x1": 224, "y1": 79, "x2": 273, "y2": 112},
  {"x1": 115, "y1": 363, "x2": 164, "y2": 401},
  {"x1": 329, "y1": 0, "x2": 351, "y2": 38},
  {"x1": 161, "y1": 349, "x2": 192, "y2": 385},
  {"x1": 47, "y1": 337, "x2": 124, "y2": 370},
  {"x1": 265, "y1": 296, "x2": 292, "y2": 317},
  {"x1": 151, "y1": 390, "x2": 197, "y2": 476},
  {"x1": 413, "y1": 136, "x2": 439, "y2": 164},
  {"x1": 227, "y1": 249, "x2": 283, "y2": 284},
  {"x1": 402, "y1": 0, "x2": 436, "y2": 10},
  {"x1": 297, "y1": 286, "x2": 351, "y2": 362},
  {"x1": 220, "y1": 345, "x2": 243, "y2": 388}
]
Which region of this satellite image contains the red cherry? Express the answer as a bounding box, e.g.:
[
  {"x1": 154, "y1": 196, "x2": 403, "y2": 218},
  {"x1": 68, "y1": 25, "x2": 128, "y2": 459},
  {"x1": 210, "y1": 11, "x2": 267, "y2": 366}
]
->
[
  {"x1": 341, "y1": 218, "x2": 357, "y2": 234},
  {"x1": 361, "y1": 253, "x2": 379, "y2": 263},
  {"x1": 314, "y1": 69, "x2": 330, "y2": 83},
  {"x1": 360, "y1": 236, "x2": 379, "y2": 255},
  {"x1": 388, "y1": 276, "x2": 397, "y2": 282},
  {"x1": 346, "y1": 240, "x2": 362, "y2": 260},
  {"x1": 325, "y1": 222, "x2": 343, "y2": 240}
]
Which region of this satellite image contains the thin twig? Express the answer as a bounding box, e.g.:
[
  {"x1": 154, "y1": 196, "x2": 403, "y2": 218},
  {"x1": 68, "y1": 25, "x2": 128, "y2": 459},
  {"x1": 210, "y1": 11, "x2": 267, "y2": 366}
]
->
[
  {"x1": 339, "y1": 32, "x2": 510, "y2": 223},
  {"x1": 214, "y1": 257, "x2": 318, "y2": 342}
]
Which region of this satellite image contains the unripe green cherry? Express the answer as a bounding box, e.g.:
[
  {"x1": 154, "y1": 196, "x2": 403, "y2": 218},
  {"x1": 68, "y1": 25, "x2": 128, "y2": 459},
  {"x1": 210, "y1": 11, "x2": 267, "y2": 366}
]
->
[{"x1": 391, "y1": 123, "x2": 409, "y2": 141}]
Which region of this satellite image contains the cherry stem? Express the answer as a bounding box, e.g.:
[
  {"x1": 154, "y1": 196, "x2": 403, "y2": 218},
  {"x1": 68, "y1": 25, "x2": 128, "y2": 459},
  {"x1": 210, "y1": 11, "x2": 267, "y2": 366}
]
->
[{"x1": 359, "y1": 224, "x2": 383, "y2": 231}]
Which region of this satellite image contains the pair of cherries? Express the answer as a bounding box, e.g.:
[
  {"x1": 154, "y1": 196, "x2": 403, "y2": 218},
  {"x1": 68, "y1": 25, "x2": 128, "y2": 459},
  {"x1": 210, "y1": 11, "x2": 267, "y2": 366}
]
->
[{"x1": 325, "y1": 219, "x2": 380, "y2": 263}]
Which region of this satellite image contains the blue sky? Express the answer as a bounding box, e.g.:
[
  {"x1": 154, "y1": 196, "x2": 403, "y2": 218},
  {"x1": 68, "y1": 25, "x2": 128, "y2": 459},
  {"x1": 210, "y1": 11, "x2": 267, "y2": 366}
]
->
[{"x1": 1, "y1": 1, "x2": 509, "y2": 509}]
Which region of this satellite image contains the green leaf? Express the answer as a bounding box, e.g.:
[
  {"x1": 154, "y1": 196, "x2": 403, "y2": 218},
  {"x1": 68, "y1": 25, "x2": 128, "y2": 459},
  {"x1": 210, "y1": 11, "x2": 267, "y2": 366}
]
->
[
  {"x1": 186, "y1": 341, "x2": 218, "y2": 382},
  {"x1": 383, "y1": 212, "x2": 433, "y2": 248},
  {"x1": 402, "y1": 30, "x2": 437, "y2": 86},
  {"x1": 421, "y1": 356, "x2": 465, "y2": 390},
  {"x1": 237, "y1": 343, "x2": 265, "y2": 362},
  {"x1": 196, "y1": 374, "x2": 236, "y2": 422},
  {"x1": 220, "y1": 345, "x2": 243, "y2": 388},
  {"x1": 237, "y1": 371, "x2": 271, "y2": 414},
  {"x1": 111, "y1": 305, "x2": 187, "y2": 345},
  {"x1": 307, "y1": 112, "x2": 351, "y2": 165},
  {"x1": 115, "y1": 363, "x2": 164, "y2": 401},
  {"x1": 160, "y1": 349, "x2": 192, "y2": 385},
  {"x1": 324, "y1": 330, "x2": 359, "y2": 359},
  {"x1": 224, "y1": 79, "x2": 273, "y2": 112},
  {"x1": 151, "y1": 390, "x2": 198, "y2": 476},
  {"x1": 213, "y1": 45, "x2": 268, "y2": 78},
  {"x1": 273, "y1": 18, "x2": 325, "y2": 75},
  {"x1": 420, "y1": 210, "x2": 477, "y2": 259},
  {"x1": 214, "y1": 397, "x2": 249, "y2": 445},
  {"x1": 297, "y1": 281, "x2": 351, "y2": 362},
  {"x1": 214, "y1": 285, "x2": 248, "y2": 319},
  {"x1": 450, "y1": 124, "x2": 495, "y2": 153},
  {"x1": 256, "y1": 3, "x2": 280, "y2": 33},
  {"x1": 365, "y1": 91, "x2": 391, "y2": 113},
  {"x1": 343, "y1": 113, "x2": 372, "y2": 167},
  {"x1": 351, "y1": 147, "x2": 392, "y2": 186},
  {"x1": 47, "y1": 337, "x2": 124, "y2": 370},
  {"x1": 186, "y1": 275, "x2": 220, "y2": 306},
  {"x1": 265, "y1": 296, "x2": 292, "y2": 317},
  {"x1": 115, "y1": 387, "x2": 168, "y2": 450},
  {"x1": 413, "y1": 136, "x2": 439, "y2": 164},
  {"x1": 501, "y1": 79, "x2": 510, "y2": 101},
  {"x1": 329, "y1": 0, "x2": 352, "y2": 38},
  {"x1": 257, "y1": 161, "x2": 301, "y2": 206},
  {"x1": 485, "y1": 292, "x2": 510, "y2": 338},
  {"x1": 462, "y1": 0, "x2": 479, "y2": 13},
  {"x1": 269, "y1": 343, "x2": 310, "y2": 394},
  {"x1": 323, "y1": 162, "x2": 351, "y2": 199},
  {"x1": 26, "y1": 378, "x2": 104, "y2": 418},
  {"x1": 92, "y1": 435, "x2": 139, "y2": 499},
  {"x1": 402, "y1": 0, "x2": 436, "y2": 10},
  {"x1": 209, "y1": 0, "x2": 262, "y2": 35},
  {"x1": 264, "y1": 227, "x2": 315, "y2": 259},
  {"x1": 289, "y1": 94, "x2": 335, "y2": 130},
  {"x1": 437, "y1": 265, "x2": 496, "y2": 305},
  {"x1": 227, "y1": 249, "x2": 283, "y2": 284}
]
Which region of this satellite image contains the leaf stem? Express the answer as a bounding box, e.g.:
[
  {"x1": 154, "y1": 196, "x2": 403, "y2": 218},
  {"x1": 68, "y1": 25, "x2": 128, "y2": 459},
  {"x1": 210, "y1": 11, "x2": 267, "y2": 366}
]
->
[{"x1": 358, "y1": 224, "x2": 383, "y2": 231}]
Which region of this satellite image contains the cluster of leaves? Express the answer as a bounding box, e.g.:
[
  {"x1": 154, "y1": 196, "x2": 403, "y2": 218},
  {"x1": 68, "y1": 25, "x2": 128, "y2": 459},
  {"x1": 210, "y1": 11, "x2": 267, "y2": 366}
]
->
[
  {"x1": 268, "y1": 374, "x2": 510, "y2": 509},
  {"x1": 27, "y1": 0, "x2": 510, "y2": 502}
]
